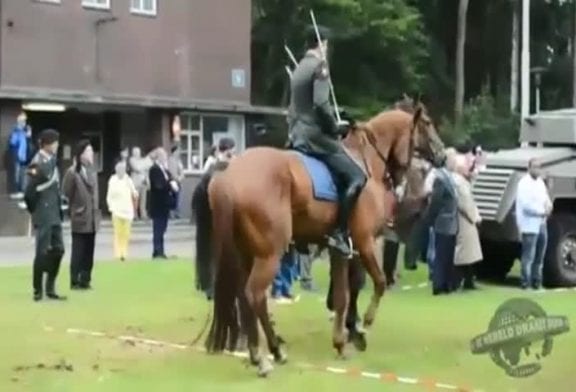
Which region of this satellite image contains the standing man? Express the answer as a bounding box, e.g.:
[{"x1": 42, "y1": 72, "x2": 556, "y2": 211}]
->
[
  {"x1": 148, "y1": 147, "x2": 178, "y2": 259},
  {"x1": 287, "y1": 26, "x2": 365, "y2": 258},
  {"x1": 63, "y1": 140, "x2": 100, "y2": 290},
  {"x1": 168, "y1": 143, "x2": 184, "y2": 219},
  {"x1": 515, "y1": 158, "x2": 552, "y2": 290},
  {"x1": 8, "y1": 113, "x2": 30, "y2": 199},
  {"x1": 424, "y1": 149, "x2": 459, "y2": 295},
  {"x1": 26, "y1": 129, "x2": 66, "y2": 302},
  {"x1": 129, "y1": 146, "x2": 150, "y2": 220}
]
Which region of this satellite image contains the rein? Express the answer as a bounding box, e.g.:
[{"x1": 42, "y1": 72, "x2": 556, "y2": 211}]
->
[{"x1": 355, "y1": 118, "x2": 419, "y2": 191}]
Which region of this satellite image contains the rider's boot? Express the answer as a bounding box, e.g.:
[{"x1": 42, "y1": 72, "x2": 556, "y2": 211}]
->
[{"x1": 327, "y1": 180, "x2": 364, "y2": 259}]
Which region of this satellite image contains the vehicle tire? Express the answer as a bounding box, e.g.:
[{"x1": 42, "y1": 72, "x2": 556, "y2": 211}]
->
[
  {"x1": 543, "y1": 212, "x2": 576, "y2": 287},
  {"x1": 476, "y1": 239, "x2": 519, "y2": 281}
]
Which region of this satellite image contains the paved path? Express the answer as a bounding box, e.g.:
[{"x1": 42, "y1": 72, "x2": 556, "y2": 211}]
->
[{"x1": 0, "y1": 220, "x2": 197, "y2": 267}]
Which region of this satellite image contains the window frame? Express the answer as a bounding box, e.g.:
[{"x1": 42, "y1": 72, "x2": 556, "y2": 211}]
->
[
  {"x1": 130, "y1": 0, "x2": 157, "y2": 16},
  {"x1": 82, "y1": 0, "x2": 111, "y2": 11},
  {"x1": 179, "y1": 112, "x2": 245, "y2": 175},
  {"x1": 34, "y1": 0, "x2": 61, "y2": 4}
]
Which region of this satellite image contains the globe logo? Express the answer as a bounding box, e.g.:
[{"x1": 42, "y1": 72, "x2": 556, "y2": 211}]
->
[{"x1": 470, "y1": 298, "x2": 570, "y2": 378}]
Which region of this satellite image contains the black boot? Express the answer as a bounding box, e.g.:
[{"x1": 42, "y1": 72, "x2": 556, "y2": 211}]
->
[
  {"x1": 32, "y1": 255, "x2": 44, "y2": 302},
  {"x1": 45, "y1": 252, "x2": 67, "y2": 301},
  {"x1": 327, "y1": 181, "x2": 363, "y2": 259},
  {"x1": 46, "y1": 278, "x2": 67, "y2": 301},
  {"x1": 326, "y1": 229, "x2": 352, "y2": 258}
]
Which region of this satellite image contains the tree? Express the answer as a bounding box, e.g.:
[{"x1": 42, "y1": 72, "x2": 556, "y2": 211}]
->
[{"x1": 454, "y1": 0, "x2": 469, "y2": 123}]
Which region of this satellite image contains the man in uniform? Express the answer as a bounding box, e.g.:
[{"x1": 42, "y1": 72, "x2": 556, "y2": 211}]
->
[
  {"x1": 27, "y1": 129, "x2": 66, "y2": 302},
  {"x1": 287, "y1": 26, "x2": 366, "y2": 258}
]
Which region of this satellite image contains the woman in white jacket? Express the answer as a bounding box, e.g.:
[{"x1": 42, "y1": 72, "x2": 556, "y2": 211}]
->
[{"x1": 106, "y1": 160, "x2": 138, "y2": 261}]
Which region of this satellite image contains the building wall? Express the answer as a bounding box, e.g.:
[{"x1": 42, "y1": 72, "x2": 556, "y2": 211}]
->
[{"x1": 0, "y1": 0, "x2": 251, "y2": 104}]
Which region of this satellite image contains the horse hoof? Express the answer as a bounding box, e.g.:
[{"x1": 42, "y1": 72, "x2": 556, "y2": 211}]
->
[
  {"x1": 257, "y1": 360, "x2": 274, "y2": 378},
  {"x1": 363, "y1": 317, "x2": 374, "y2": 328},
  {"x1": 349, "y1": 331, "x2": 367, "y2": 352},
  {"x1": 273, "y1": 349, "x2": 288, "y2": 365}
]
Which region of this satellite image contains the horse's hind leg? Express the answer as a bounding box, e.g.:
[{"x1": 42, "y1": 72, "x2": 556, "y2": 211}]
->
[
  {"x1": 245, "y1": 254, "x2": 282, "y2": 377},
  {"x1": 329, "y1": 250, "x2": 350, "y2": 358},
  {"x1": 238, "y1": 291, "x2": 260, "y2": 366}
]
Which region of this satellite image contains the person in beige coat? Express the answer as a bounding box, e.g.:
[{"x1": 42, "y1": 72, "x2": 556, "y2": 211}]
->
[{"x1": 453, "y1": 154, "x2": 482, "y2": 290}]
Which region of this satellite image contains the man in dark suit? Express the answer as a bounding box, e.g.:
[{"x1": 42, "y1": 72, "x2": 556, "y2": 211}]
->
[
  {"x1": 423, "y1": 150, "x2": 459, "y2": 295},
  {"x1": 148, "y1": 147, "x2": 177, "y2": 259}
]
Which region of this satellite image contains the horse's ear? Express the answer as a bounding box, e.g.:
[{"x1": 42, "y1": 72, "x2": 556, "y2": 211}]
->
[{"x1": 413, "y1": 105, "x2": 423, "y2": 125}]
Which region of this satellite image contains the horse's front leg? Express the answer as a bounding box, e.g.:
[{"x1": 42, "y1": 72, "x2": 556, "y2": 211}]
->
[
  {"x1": 329, "y1": 250, "x2": 350, "y2": 359},
  {"x1": 356, "y1": 237, "x2": 387, "y2": 328}
]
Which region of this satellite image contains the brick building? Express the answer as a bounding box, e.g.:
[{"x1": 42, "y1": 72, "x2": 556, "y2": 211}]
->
[{"x1": 0, "y1": 0, "x2": 285, "y2": 235}]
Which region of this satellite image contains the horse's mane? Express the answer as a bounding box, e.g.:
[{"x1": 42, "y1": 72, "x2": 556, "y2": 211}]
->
[{"x1": 393, "y1": 94, "x2": 428, "y2": 115}]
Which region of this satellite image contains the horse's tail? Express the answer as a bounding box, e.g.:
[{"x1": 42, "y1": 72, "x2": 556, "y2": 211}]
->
[
  {"x1": 205, "y1": 181, "x2": 241, "y2": 353},
  {"x1": 192, "y1": 180, "x2": 214, "y2": 296}
]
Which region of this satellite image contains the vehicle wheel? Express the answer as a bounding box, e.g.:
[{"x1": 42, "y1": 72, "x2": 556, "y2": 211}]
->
[
  {"x1": 543, "y1": 213, "x2": 576, "y2": 287},
  {"x1": 476, "y1": 239, "x2": 518, "y2": 281}
]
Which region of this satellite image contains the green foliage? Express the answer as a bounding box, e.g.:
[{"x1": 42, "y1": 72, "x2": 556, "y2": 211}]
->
[
  {"x1": 439, "y1": 89, "x2": 520, "y2": 150},
  {"x1": 251, "y1": 0, "x2": 576, "y2": 149},
  {"x1": 252, "y1": 0, "x2": 429, "y2": 114}
]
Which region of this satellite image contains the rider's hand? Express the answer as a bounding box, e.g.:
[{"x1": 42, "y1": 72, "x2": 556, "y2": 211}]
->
[{"x1": 336, "y1": 120, "x2": 350, "y2": 136}]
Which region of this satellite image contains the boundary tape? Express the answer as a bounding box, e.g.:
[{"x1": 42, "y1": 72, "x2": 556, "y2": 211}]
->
[{"x1": 45, "y1": 326, "x2": 481, "y2": 392}]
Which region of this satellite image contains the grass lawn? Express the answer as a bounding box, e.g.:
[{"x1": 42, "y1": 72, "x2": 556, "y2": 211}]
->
[{"x1": 1, "y1": 258, "x2": 575, "y2": 392}]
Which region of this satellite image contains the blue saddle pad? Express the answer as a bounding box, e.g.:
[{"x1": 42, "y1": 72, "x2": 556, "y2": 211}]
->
[{"x1": 294, "y1": 152, "x2": 338, "y2": 202}]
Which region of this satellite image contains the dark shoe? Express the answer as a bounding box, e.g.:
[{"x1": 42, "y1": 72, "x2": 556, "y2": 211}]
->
[
  {"x1": 80, "y1": 284, "x2": 93, "y2": 290},
  {"x1": 463, "y1": 283, "x2": 477, "y2": 291},
  {"x1": 432, "y1": 287, "x2": 448, "y2": 296},
  {"x1": 327, "y1": 231, "x2": 352, "y2": 258},
  {"x1": 33, "y1": 292, "x2": 42, "y2": 302},
  {"x1": 71, "y1": 284, "x2": 82, "y2": 290},
  {"x1": 46, "y1": 293, "x2": 67, "y2": 301},
  {"x1": 153, "y1": 254, "x2": 168, "y2": 260}
]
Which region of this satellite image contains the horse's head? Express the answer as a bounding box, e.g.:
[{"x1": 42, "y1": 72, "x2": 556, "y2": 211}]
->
[{"x1": 410, "y1": 101, "x2": 445, "y2": 168}]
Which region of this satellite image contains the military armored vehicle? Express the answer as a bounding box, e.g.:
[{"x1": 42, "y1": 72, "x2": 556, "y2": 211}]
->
[{"x1": 472, "y1": 108, "x2": 576, "y2": 287}]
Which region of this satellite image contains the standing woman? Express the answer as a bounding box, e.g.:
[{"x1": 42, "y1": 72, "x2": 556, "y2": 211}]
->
[
  {"x1": 452, "y1": 154, "x2": 482, "y2": 290},
  {"x1": 106, "y1": 160, "x2": 138, "y2": 261},
  {"x1": 63, "y1": 139, "x2": 100, "y2": 290}
]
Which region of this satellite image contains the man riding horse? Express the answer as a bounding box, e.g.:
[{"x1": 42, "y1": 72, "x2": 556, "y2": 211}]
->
[{"x1": 287, "y1": 26, "x2": 366, "y2": 259}]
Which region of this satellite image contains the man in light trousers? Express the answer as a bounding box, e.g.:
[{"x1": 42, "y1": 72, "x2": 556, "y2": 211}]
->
[{"x1": 515, "y1": 158, "x2": 552, "y2": 290}]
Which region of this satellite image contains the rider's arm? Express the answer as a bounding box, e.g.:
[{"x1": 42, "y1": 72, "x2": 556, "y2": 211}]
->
[{"x1": 312, "y1": 61, "x2": 338, "y2": 136}]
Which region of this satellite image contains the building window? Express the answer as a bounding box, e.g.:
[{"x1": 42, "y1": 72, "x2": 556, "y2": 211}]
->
[
  {"x1": 82, "y1": 0, "x2": 110, "y2": 10},
  {"x1": 179, "y1": 113, "x2": 245, "y2": 174},
  {"x1": 131, "y1": 0, "x2": 157, "y2": 16}
]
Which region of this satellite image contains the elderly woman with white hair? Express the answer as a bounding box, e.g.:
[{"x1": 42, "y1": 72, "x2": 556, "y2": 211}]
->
[
  {"x1": 452, "y1": 154, "x2": 483, "y2": 290},
  {"x1": 106, "y1": 160, "x2": 138, "y2": 261}
]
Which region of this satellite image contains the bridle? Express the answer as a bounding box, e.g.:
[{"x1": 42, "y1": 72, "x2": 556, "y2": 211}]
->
[{"x1": 356, "y1": 115, "x2": 420, "y2": 192}]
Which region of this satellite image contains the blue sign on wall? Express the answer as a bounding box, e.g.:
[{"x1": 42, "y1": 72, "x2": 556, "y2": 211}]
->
[{"x1": 231, "y1": 69, "x2": 246, "y2": 88}]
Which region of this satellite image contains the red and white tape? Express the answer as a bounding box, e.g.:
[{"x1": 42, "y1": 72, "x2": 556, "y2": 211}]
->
[{"x1": 44, "y1": 326, "x2": 481, "y2": 392}]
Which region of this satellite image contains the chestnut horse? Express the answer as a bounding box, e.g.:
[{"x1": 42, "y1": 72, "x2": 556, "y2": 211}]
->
[{"x1": 203, "y1": 101, "x2": 445, "y2": 376}]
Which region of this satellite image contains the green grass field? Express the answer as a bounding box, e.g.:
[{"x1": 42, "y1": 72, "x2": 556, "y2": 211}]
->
[{"x1": 1, "y1": 259, "x2": 575, "y2": 392}]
